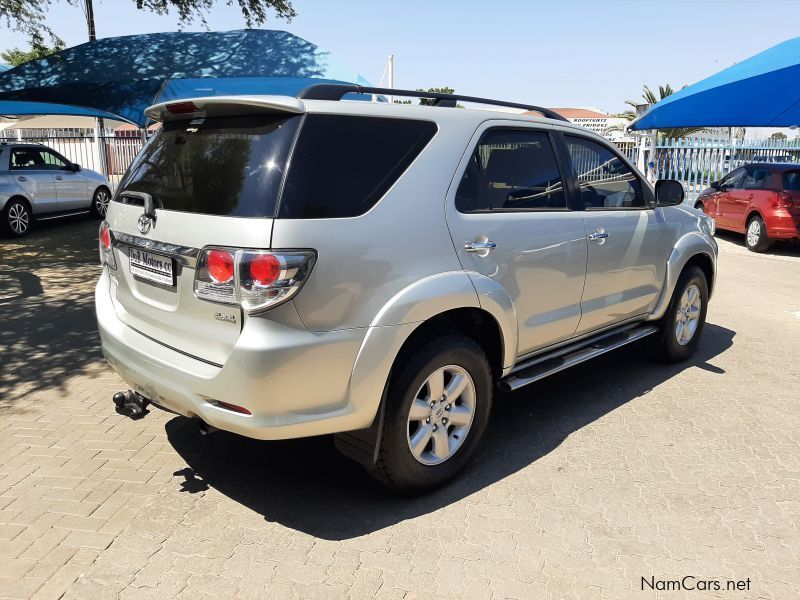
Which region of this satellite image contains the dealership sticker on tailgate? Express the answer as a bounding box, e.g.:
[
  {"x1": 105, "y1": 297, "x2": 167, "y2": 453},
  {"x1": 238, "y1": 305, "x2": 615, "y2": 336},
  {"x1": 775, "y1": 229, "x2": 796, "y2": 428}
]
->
[{"x1": 128, "y1": 247, "x2": 175, "y2": 287}]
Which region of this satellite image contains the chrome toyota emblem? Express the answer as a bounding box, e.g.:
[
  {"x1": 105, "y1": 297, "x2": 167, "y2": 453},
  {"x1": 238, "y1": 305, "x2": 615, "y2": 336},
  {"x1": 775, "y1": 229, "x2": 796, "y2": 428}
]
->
[{"x1": 137, "y1": 214, "x2": 153, "y2": 234}]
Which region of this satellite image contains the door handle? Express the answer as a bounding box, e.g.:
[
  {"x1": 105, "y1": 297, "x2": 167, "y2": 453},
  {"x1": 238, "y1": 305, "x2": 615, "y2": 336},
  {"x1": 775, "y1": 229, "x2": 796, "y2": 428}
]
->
[
  {"x1": 587, "y1": 232, "x2": 609, "y2": 241},
  {"x1": 55, "y1": 175, "x2": 63, "y2": 180},
  {"x1": 16, "y1": 176, "x2": 28, "y2": 182},
  {"x1": 464, "y1": 241, "x2": 497, "y2": 253}
]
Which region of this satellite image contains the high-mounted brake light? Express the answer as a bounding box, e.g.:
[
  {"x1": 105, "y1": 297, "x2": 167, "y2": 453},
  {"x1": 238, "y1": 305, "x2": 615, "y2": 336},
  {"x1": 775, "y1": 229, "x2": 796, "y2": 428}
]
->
[
  {"x1": 194, "y1": 248, "x2": 315, "y2": 314},
  {"x1": 165, "y1": 101, "x2": 198, "y2": 114},
  {"x1": 98, "y1": 221, "x2": 116, "y2": 269}
]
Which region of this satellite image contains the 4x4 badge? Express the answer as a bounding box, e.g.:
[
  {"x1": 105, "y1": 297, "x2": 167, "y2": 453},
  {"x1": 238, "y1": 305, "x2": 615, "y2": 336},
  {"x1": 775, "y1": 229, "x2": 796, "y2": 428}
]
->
[
  {"x1": 137, "y1": 214, "x2": 153, "y2": 234},
  {"x1": 214, "y1": 312, "x2": 236, "y2": 324}
]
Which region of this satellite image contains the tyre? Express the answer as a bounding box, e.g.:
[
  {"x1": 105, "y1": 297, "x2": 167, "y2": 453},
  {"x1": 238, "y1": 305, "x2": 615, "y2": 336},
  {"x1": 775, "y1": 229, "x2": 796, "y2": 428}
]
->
[
  {"x1": 653, "y1": 265, "x2": 708, "y2": 363},
  {"x1": 745, "y1": 215, "x2": 771, "y2": 253},
  {"x1": 90, "y1": 187, "x2": 112, "y2": 218},
  {"x1": 370, "y1": 333, "x2": 493, "y2": 493},
  {"x1": 2, "y1": 197, "x2": 32, "y2": 237}
]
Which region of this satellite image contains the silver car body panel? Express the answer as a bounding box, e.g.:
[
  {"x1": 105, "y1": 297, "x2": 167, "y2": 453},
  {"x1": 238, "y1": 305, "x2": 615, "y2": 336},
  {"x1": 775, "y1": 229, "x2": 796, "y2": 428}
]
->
[
  {"x1": 445, "y1": 119, "x2": 589, "y2": 356},
  {"x1": 646, "y1": 205, "x2": 718, "y2": 321},
  {"x1": 104, "y1": 202, "x2": 275, "y2": 365},
  {"x1": 96, "y1": 96, "x2": 718, "y2": 440}
]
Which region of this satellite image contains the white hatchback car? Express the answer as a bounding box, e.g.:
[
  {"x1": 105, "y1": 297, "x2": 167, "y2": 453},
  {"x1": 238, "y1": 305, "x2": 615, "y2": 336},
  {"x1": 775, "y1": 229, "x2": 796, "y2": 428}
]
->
[{"x1": 0, "y1": 142, "x2": 112, "y2": 236}]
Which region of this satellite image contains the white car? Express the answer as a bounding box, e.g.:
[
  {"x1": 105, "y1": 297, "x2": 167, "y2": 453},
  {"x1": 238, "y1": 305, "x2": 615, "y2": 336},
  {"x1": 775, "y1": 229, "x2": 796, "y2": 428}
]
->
[
  {"x1": 0, "y1": 142, "x2": 112, "y2": 237},
  {"x1": 97, "y1": 85, "x2": 717, "y2": 492}
]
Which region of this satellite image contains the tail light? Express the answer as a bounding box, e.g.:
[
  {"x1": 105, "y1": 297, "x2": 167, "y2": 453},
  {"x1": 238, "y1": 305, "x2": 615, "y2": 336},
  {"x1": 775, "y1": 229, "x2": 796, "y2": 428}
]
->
[
  {"x1": 194, "y1": 248, "x2": 316, "y2": 314},
  {"x1": 772, "y1": 192, "x2": 793, "y2": 209},
  {"x1": 98, "y1": 221, "x2": 116, "y2": 269}
]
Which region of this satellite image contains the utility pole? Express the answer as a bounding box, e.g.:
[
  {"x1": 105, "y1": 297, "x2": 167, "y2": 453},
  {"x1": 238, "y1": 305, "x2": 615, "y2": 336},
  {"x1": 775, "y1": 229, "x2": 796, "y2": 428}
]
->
[
  {"x1": 86, "y1": 0, "x2": 97, "y2": 41},
  {"x1": 85, "y1": 0, "x2": 107, "y2": 176}
]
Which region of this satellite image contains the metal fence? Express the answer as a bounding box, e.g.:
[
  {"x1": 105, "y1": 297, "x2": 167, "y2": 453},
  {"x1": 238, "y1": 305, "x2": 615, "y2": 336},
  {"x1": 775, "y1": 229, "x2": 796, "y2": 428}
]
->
[
  {"x1": 4, "y1": 126, "x2": 798, "y2": 204},
  {"x1": 613, "y1": 136, "x2": 800, "y2": 203},
  {"x1": 0, "y1": 128, "x2": 145, "y2": 190}
]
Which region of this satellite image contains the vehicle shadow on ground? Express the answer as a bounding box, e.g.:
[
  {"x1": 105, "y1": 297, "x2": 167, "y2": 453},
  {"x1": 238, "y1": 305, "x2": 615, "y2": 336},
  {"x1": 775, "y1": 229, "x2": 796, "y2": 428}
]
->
[
  {"x1": 0, "y1": 218, "x2": 103, "y2": 406},
  {"x1": 166, "y1": 322, "x2": 735, "y2": 541},
  {"x1": 715, "y1": 229, "x2": 800, "y2": 259}
]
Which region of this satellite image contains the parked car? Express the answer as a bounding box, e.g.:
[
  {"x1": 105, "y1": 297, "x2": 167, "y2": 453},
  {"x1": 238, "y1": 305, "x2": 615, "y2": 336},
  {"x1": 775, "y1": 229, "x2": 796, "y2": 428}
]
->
[
  {"x1": 0, "y1": 142, "x2": 112, "y2": 237},
  {"x1": 96, "y1": 86, "x2": 718, "y2": 492},
  {"x1": 696, "y1": 163, "x2": 800, "y2": 252}
]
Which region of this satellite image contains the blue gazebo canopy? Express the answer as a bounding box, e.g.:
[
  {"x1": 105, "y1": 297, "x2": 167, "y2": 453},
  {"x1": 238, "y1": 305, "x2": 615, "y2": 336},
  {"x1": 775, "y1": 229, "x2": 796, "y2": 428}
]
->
[
  {"x1": 632, "y1": 36, "x2": 800, "y2": 130},
  {"x1": 0, "y1": 29, "x2": 369, "y2": 126}
]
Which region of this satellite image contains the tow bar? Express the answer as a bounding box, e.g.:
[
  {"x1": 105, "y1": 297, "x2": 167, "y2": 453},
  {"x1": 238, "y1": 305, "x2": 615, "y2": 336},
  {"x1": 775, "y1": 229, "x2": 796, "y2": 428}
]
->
[{"x1": 113, "y1": 390, "x2": 149, "y2": 420}]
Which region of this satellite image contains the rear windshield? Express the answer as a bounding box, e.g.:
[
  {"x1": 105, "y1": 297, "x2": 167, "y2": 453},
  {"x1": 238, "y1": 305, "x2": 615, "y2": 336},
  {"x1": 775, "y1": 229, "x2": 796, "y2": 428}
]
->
[
  {"x1": 278, "y1": 115, "x2": 437, "y2": 219},
  {"x1": 116, "y1": 115, "x2": 301, "y2": 217},
  {"x1": 783, "y1": 170, "x2": 800, "y2": 191}
]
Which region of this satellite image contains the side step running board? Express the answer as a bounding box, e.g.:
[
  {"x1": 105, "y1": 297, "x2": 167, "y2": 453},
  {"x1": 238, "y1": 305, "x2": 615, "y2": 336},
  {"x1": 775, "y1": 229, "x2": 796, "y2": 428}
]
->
[{"x1": 499, "y1": 324, "x2": 658, "y2": 392}]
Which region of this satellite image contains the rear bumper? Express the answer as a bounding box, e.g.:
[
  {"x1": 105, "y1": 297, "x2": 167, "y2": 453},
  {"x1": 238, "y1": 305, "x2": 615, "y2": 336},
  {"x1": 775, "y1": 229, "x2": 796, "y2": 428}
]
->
[
  {"x1": 96, "y1": 270, "x2": 375, "y2": 440},
  {"x1": 765, "y1": 218, "x2": 800, "y2": 240}
]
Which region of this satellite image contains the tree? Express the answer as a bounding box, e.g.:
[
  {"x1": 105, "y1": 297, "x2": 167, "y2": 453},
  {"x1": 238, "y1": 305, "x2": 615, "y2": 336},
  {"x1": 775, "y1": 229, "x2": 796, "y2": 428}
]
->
[
  {"x1": 609, "y1": 84, "x2": 706, "y2": 139},
  {"x1": 0, "y1": 0, "x2": 295, "y2": 50},
  {"x1": 393, "y1": 87, "x2": 458, "y2": 106},
  {"x1": 417, "y1": 86, "x2": 455, "y2": 106},
  {"x1": 769, "y1": 131, "x2": 787, "y2": 141},
  {"x1": 1, "y1": 43, "x2": 63, "y2": 66}
]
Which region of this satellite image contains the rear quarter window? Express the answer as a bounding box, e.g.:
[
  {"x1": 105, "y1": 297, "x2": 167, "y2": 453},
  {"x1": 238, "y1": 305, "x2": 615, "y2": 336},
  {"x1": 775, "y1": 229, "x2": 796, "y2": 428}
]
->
[
  {"x1": 782, "y1": 170, "x2": 800, "y2": 191},
  {"x1": 278, "y1": 115, "x2": 437, "y2": 219}
]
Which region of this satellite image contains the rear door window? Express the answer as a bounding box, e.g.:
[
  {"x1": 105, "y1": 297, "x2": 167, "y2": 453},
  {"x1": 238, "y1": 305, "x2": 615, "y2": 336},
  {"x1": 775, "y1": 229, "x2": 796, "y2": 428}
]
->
[
  {"x1": 278, "y1": 115, "x2": 437, "y2": 219},
  {"x1": 10, "y1": 149, "x2": 47, "y2": 170},
  {"x1": 455, "y1": 129, "x2": 567, "y2": 212},
  {"x1": 117, "y1": 115, "x2": 301, "y2": 217}
]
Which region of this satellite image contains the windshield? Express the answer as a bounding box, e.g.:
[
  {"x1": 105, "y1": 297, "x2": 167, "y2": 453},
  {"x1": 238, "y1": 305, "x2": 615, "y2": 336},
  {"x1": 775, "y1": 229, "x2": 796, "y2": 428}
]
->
[{"x1": 117, "y1": 114, "x2": 301, "y2": 217}]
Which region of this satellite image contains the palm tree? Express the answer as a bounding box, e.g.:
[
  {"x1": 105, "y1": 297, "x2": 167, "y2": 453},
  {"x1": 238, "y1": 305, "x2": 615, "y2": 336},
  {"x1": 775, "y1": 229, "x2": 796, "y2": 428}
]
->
[{"x1": 607, "y1": 84, "x2": 706, "y2": 139}]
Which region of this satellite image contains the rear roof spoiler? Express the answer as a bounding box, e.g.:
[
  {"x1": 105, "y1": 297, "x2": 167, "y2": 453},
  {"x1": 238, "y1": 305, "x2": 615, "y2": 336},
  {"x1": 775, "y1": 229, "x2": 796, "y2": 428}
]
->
[{"x1": 144, "y1": 95, "x2": 306, "y2": 122}]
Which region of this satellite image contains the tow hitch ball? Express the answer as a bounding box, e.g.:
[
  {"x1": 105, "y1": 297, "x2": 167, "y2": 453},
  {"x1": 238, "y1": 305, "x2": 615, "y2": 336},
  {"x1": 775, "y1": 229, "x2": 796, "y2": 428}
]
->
[{"x1": 113, "y1": 391, "x2": 149, "y2": 420}]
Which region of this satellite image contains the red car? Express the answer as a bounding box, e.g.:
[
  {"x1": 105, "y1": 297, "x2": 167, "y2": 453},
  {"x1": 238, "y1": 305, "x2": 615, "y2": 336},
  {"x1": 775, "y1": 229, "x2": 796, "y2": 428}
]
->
[{"x1": 696, "y1": 163, "x2": 800, "y2": 252}]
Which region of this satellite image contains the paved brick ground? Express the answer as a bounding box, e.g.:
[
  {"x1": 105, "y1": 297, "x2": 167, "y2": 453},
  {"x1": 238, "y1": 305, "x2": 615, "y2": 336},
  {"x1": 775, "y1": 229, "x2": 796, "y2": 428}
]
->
[{"x1": 1, "y1": 219, "x2": 799, "y2": 599}]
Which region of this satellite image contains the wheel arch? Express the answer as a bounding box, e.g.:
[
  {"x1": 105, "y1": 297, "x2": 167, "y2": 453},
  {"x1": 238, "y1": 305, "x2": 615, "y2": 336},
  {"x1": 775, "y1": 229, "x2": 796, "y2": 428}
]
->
[
  {"x1": 683, "y1": 252, "x2": 715, "y2": 297},
  {"x1": 334, "y1": 272, "x2": 515, "y2": 466},
  {"x1": 647, "y1": 232, "x2": 717, "y2": 322},
  {"x1": 5, "y1": 194, "x2": 32, "y2": 210},
  {"x1": 745, "y1": 209, "x2": 763, "y2": 226}
]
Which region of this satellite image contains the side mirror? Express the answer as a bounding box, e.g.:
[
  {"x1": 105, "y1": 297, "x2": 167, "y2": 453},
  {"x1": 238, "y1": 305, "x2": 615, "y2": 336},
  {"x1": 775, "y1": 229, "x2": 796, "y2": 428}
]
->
[
  {"x1": 71, "y1": 163, "x2": 81, "y2": 172},
  {"x1": 710, "y1": 181, "x2": 720, "y2": 190},
  {"x1": 655, "y1": 179, "x2": 684, "y2": 207}
]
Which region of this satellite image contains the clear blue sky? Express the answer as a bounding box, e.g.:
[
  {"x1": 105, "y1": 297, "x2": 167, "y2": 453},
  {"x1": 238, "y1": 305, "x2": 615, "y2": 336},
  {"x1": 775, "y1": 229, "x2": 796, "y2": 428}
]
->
[{"x1": 2, "y1": 0, "x2": 800, "y2": 113}]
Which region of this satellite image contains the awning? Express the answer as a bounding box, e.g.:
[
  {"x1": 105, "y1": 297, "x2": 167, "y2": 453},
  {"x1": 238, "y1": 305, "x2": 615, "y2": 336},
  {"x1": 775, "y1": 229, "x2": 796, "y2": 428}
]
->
[
  {"x1": 631, "y1": 36, "x2": 800, "y2": 130},
  {"x1": 0, "y1": 30, "x2": 370, "y2": 127}
]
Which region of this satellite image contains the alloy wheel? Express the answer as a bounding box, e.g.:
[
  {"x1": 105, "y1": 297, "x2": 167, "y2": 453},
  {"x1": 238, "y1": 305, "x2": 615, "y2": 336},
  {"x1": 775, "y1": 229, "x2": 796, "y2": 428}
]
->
[
  {"x1": 8, "y1": 202, "x2": 29, "y2": 235},
  {"x1": 746, "y1": 219, "x2": 761, "y2": 248},
  {"x1": 674, "y1": 284, "x2": 702, "y2": 346},
  {"x1": 406, "y1": 365, "x2": 476, "y2": 466},
  {"x1": 95, "y1": 190, "x2": 110, "y2": 216}
]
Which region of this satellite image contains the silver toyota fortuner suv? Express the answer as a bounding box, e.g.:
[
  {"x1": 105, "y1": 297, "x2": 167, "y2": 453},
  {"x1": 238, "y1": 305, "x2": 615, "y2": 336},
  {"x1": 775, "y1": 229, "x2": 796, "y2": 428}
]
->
[{"x1": 96, "y1": 85, "x2": 717, "y2": 492}]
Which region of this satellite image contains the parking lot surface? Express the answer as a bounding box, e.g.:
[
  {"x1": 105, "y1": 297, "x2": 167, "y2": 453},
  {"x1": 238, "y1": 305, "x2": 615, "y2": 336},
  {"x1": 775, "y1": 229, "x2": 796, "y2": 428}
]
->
[{"x1": 1, "y1": 219, "x2": 799, "y2": 600}]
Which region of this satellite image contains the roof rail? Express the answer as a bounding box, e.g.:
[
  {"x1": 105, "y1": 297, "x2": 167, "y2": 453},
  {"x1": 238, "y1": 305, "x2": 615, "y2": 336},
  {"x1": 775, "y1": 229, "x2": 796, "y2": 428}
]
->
[{"x1": 297, "y1": 84, "x2": 569, "y2": 122}]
